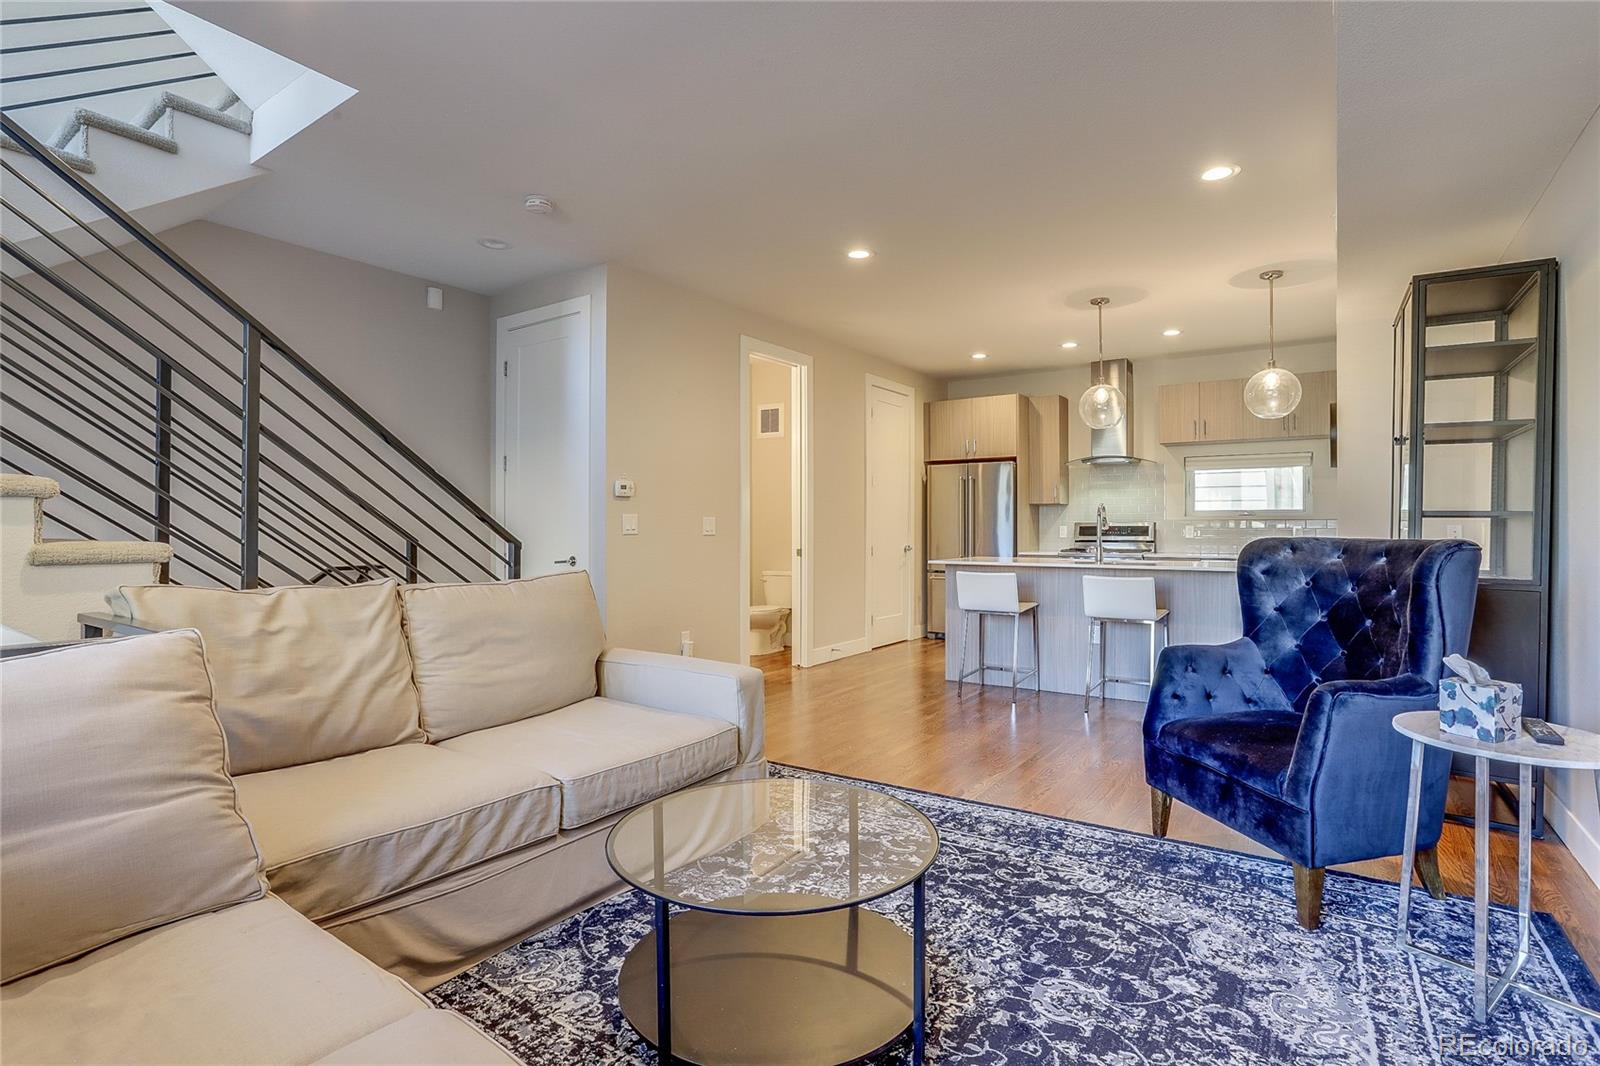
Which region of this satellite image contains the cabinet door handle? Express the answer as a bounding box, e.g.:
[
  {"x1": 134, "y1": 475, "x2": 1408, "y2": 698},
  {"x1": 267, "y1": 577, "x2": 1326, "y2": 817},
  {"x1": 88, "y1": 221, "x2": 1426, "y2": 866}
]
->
[
  {"x1": 1192, "y1": 419, "x2": 1197, "y2": 438},
  {"x1": 1202, "y1": 418, "x2": 1208, "y2": 437}
]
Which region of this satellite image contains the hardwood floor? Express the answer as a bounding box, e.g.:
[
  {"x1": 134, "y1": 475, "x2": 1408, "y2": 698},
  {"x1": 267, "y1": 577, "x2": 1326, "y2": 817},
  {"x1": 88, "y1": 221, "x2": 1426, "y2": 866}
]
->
[{"x1": 757, "y1": 639, "x2": 1600, "y2": 973}]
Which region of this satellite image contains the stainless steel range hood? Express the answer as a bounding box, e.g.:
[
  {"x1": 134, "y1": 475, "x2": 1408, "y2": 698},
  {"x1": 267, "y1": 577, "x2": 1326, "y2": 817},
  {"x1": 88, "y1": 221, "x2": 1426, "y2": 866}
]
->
[{"x1": 1073, "y1": 358, "x2": 1148, "y2": 465}]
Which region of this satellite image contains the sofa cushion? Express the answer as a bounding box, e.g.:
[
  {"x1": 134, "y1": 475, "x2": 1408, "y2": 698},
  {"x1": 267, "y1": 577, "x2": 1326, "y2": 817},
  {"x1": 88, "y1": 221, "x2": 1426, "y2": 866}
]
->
[
  {"x1": 1153, "y1": 710, "x2": 1303, "y2": 801},
  {"x1": 399, "y1": 572, "x2": 605, "y2": 741},
  {"x1": 314, "y1": 1010, "x2": 519, "y2": 1064},
  {"x1": 0, "y1": 896, "x2": 426, "y2": 1065},
  {"x1": 440, "y1": 697, "x2": 740, "y2": 828},
  {"x1": 108, "y1": 580, "x2": 424, "y2": 773},
  {"x1": 0, "y1": 631, "x2": 266, "y2": 984},
  {"x1": 234, "y1": 743, "x2": 561, "y2": 921}
]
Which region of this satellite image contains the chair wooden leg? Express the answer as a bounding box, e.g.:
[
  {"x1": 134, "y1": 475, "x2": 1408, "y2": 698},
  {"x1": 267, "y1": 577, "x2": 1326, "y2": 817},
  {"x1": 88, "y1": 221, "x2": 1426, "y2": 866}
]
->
[
  {"x1": 1415, "y1": 845, "x2": 1446, "y2": 900},
  {"x1": 1149, "y1": 788, "x2": 1172, "y2": 838},
  {"x1": 1294, "y1": 865, "x2": 1325, "y2": 930}
]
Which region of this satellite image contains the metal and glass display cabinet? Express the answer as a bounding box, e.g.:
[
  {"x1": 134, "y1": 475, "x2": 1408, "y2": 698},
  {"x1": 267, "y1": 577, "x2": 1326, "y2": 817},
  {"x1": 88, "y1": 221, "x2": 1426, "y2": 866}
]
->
[{"x1": 1391, "y1": 258, "x2": 1557, "y2": 833}]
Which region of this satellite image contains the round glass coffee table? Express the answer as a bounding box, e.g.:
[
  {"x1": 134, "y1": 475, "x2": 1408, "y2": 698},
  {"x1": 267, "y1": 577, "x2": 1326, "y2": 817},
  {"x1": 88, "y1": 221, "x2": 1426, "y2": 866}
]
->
[{"x1": 606, "y1": 776, "x2": 940, "y2": 1065}]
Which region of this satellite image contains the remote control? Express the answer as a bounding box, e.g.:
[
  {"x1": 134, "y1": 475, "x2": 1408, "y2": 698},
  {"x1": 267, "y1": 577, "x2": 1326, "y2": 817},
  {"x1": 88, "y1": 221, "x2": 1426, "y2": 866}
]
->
[{"x1": 1523, "y1": 719, "x2": 1564, "y2": 746}]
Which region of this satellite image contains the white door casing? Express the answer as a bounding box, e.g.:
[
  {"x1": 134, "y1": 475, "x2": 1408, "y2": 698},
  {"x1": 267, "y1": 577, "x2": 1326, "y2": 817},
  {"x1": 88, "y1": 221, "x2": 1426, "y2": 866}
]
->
[
  {"x1": 866, "y1": 375, "x2": 915, "y2": 648},
  {"x1": 494, "y1": 297, "x2": 591, "y2": 580}
]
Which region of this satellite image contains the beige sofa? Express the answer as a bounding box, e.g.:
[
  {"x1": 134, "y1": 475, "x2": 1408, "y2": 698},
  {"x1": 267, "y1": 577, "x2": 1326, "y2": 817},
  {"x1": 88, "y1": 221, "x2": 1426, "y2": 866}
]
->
[
  {"x1": 1, "y1": 630, "x2": 517, "y2": 1065},
  {"x1": 101, "y1": 571, "x2": 766, "y2": 990}
]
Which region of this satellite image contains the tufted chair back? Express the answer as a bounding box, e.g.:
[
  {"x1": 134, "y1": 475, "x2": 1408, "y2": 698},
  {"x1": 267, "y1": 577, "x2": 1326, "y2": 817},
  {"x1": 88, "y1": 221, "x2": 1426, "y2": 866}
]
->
[{"x1": 1236, "y1": 538, "x2": 1482, "y2": 713}]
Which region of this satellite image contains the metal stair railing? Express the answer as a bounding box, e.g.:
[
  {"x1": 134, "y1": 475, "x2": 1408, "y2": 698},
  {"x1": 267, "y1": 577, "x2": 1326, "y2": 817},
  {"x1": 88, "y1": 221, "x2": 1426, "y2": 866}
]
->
[{"x1": 0, "y1": 112, "x2": 522, "y2": 588}]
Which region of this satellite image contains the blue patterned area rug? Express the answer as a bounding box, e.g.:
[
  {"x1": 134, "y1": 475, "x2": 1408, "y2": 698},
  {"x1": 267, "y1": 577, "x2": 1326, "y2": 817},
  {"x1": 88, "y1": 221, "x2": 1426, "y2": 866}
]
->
[{"x1": 432, "y1": 765, "x2": 1600, "y2": 1064}]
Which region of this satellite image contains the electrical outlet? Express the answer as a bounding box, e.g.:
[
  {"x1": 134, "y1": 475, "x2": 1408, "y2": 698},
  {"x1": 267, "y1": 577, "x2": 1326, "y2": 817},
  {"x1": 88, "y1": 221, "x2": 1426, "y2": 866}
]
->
[
  {"x1": 1059, "y1": 525, "x2": 1071, "y2": 539},
  {"x1": 621, "y1": 513, "x2": 639, "y2": 535},
  {"x1": 1445, "y1": 523, "x2": 1463, "y2": 539}
]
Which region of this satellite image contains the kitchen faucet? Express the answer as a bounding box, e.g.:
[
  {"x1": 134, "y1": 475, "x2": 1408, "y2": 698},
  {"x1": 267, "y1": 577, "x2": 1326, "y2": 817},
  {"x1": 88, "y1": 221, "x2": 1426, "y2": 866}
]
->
[{"x1": 1095, "y1": 504, "x2": 1107, "y2": 564}]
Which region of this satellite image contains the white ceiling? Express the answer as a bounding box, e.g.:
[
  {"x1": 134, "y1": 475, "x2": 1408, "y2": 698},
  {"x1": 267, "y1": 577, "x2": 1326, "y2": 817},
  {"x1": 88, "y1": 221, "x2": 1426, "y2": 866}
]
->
[
  {"x1": 1336, "y1": 1, "x2": 1600, "y2": 326},
  {"x1": 183, "y1": 1, "x2": 1337, "y2": 377}
]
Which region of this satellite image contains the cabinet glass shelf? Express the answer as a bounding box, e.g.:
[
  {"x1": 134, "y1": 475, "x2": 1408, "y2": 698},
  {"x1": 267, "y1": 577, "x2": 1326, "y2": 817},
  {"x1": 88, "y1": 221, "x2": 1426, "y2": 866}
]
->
[
  {"x1": 1422, "y1": 339, "x2": 1537, "y2": 378},
  {"x1": 1422, "y1": 419, "x2": 1535, "y2": 445}
]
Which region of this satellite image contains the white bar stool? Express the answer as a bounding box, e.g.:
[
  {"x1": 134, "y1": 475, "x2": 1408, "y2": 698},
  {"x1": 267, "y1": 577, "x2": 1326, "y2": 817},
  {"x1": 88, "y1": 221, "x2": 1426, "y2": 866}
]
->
[
  {"x1": 1082, "y1": 575, "x2": 1168, "y2": 715},
  {"x1": 955, "y1": 571, "x2": 1040, "y2": 699}
]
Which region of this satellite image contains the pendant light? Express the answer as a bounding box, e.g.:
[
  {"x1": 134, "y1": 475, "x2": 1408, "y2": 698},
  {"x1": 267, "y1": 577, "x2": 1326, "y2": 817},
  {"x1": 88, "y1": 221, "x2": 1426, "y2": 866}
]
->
[
  {"x1": 1078, "y1": 297, "x2": 1126, "y2": 430},
  {"x1": 1244, "y1": 269, "x2": 1302, "y2": 419}
]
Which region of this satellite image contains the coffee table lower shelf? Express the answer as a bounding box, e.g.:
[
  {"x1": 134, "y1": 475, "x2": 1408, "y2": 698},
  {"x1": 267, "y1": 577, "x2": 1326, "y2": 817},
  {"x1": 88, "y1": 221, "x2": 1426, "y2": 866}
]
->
[{"x1": 618, "y1": 905, "x2": 919, "y2": 1065}]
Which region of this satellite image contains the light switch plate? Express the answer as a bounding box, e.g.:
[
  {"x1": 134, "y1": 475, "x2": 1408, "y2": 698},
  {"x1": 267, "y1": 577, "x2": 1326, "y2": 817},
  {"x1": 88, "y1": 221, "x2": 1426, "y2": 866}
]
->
[
  {"x1": 701, "y1": 516, "x2": 717, "y2": 536},
  {"x1": 621, "y1": 513, "x2": 639, "y2": 535},
  {"x1": 1059, "y1": 525, "x2": 1071, "y2": 539}
]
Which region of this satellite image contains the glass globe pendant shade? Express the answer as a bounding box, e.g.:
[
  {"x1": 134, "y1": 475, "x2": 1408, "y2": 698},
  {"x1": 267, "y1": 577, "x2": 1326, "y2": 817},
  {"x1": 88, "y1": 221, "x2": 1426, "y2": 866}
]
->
[
  {"x1": 1078, "y1": 381, "x2": 1126, "y2": 429},
  {"x1": 1244, "y1": 365, "x2": 1303, "y2": 419}
]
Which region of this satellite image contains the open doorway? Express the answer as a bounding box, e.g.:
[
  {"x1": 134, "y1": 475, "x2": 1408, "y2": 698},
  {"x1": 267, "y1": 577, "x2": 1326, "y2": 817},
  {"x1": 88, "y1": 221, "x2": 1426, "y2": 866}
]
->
[{"x1": 740, "y1": 337, "x2": 812, "y2": 667}]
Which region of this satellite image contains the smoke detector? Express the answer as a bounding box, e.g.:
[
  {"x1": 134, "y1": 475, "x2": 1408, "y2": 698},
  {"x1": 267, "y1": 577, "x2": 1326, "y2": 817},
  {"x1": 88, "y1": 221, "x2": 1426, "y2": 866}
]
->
[{"x1": 523, "y1": 195, "x2": 555, "y2": 214}]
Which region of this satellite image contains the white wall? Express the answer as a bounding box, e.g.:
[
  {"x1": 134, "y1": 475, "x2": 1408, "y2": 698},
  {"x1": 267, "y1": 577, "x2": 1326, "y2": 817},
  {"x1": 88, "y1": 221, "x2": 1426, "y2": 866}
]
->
[
  {"x1": 1501, "y1": 109, "x2": 1600, "y2": 884},
  {"x1": 748, "y1": 358, "x2": 792, "y2": 601},
  {"x1": 948, "y1": 340, "x2": 1338, "y2": 548}
]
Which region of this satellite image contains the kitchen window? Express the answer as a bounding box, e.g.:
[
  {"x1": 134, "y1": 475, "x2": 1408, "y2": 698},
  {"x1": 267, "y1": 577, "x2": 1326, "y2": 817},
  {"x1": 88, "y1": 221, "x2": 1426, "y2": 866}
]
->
[{"x1": 1185, "y1": 452, "x2": 1313, "y2": 517}]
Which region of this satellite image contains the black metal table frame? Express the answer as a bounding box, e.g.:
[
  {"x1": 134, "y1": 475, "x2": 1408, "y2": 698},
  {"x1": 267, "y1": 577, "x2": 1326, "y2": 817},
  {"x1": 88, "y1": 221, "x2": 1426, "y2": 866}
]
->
[{"x1": 625, "y1": 785, "x2": 935, "y2": 1065}]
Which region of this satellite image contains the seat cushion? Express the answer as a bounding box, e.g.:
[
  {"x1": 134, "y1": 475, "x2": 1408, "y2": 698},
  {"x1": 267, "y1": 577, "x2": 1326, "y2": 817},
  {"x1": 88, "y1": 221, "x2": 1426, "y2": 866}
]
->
[
  {"x1": 440, "y1": 698, "x2": 740, "y2": 828},
  {"x1": 234, "y1": 744, "x2": 561, "y2": 921},
  {"x1": 0, "y1": 631, "x2": 266, "y2": 983},
  {"x1": 0, "y1": 896, "x2": 426, "y2": 1065},
  {"x1": 315, "y1": 1010, "x2": 519, "y2": 1064},
  {"x1": 109, "y1": 581, "x2": 424, "y2": 773},
  {"x1": 1153, "y1": 710, "x2": 1303, "y2": 801},
  {"x1": 400, "y1": 572, "x2": 606, "y2": 741}
]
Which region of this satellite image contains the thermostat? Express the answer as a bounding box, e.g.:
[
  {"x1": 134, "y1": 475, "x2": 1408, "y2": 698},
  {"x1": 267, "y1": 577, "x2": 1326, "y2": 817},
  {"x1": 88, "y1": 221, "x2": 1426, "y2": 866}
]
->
[{"x1": 613, "y1": 477, "x2": 635, "y2": 498}]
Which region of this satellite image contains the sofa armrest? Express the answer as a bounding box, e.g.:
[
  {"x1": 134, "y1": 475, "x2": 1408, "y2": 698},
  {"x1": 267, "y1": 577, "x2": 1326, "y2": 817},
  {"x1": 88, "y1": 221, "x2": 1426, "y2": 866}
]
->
[
  {"x1": 1282, "y1": 673, "x2": 1439, "y2": 809},
  {"x1": 1143, "y1": 638, "x2": 1292, "y2": 743},
  {"x1": 597, "y1": 648, "x2": 764, "y2": 764}
]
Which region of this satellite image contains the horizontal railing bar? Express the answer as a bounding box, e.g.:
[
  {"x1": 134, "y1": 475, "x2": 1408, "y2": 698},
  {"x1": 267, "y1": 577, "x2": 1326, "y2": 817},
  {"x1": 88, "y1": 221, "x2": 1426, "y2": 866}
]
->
[
  {"x1": 0, "y1": 394, "x2": 249, "y2": 551},
  {"x1": 1, "y1": 51, "x2": 199, "y2": 84},
  {"x1": 3, "y1": 70, "x2": 218, "y2": 111},
  {"x1": 0, "y1": 113, "x2": 521, "y2": 558},
  {"x1": 0, "y1": 159, "x2": 243, "y2": 352},
  {"x1": 0, "y1": 307, "x2": 243, "y2": 477},
  {"x1": 0, "y1": 245, "x2": 244, "y2": 417},
  {"x1": 0, "y1": 276, "x2": 248, "y2": 450},
  {"x1": 0, "y1": 426, "x2": 243, "y2": 579},
  {"x1": 1, "y1": 8, "x2": 151, "y2": 26},
  {"x1": 1, "y1": 29, "x2": 178, "y2": 55},
  {"x1": 0, "y1": 283, "x2": 456, "y2": 583},
  {"x1": 259, "y1": 364, "x2": 501, "y2": 577},
  {"x1": 2, "y1": 196, "x2": 248, "y2": 386}
]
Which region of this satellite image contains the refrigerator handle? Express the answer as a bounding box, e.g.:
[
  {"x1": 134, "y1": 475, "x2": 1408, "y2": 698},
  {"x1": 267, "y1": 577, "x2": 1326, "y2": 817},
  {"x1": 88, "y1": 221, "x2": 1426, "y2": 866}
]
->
[{"x1": 962, "y1": 472, "x2": 971, "y2": 557}]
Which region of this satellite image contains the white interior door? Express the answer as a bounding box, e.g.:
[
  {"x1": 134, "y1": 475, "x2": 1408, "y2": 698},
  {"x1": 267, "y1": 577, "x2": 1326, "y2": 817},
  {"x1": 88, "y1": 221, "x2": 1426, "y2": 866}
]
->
[
  {"x1": 495, "y1": 299, "x2": 590, "y2": 579},
  {"x1": 867, "y1": 381, "x2": 913, "y2": 647}
]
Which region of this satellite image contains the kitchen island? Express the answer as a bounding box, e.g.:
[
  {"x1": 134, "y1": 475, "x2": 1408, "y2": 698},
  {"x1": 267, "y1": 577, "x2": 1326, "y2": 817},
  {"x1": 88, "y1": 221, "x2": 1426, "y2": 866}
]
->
[{"x1": 935, "y1": 556, "x2": 1242, "y2": 700}]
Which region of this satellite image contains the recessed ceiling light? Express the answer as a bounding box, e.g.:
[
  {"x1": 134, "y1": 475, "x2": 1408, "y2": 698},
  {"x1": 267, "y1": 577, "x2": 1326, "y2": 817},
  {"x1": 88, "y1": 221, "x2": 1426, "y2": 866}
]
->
[
  {"x1": 971, "y1": 352, "x2": 988, "y2": 360},
  {"x1": 523, "y1": 195, "x2": 555, "y2": 214},
  {"x1": 1163, "y1": 328, "x2": 1183, "y2": 337},
  {"x1": 846, "y1": 248, "x2": 873, "y2": 260},
  {"x1": 1060, "y1": 341, "x2": 1079, "y2": 349},
  {"x1": 1200, "y1": 164, "x2": 1241, "y2": 182},
  {"x1": 478, "y1": 238, "x2": 511, "y2": 250}
]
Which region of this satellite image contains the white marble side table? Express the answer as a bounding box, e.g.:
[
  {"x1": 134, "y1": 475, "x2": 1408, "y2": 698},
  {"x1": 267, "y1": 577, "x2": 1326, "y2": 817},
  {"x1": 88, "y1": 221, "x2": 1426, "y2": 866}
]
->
[{"x1": 1392, "y1": 709, "x2": 1600, "y2": 1023}]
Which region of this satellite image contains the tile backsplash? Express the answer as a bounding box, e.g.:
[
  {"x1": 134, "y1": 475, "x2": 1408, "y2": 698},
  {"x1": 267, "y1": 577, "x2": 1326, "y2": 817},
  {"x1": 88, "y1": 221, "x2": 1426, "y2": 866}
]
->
[{"x1": 1030, "y1": 462, "x2": 1338, "y2": 555}]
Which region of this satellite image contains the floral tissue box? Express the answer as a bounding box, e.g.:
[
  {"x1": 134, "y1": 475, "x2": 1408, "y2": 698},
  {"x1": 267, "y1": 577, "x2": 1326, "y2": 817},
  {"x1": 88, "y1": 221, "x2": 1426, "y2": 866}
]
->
[{"x1": 1439, "y1": 677, "x2": 1523, "y2": 743}]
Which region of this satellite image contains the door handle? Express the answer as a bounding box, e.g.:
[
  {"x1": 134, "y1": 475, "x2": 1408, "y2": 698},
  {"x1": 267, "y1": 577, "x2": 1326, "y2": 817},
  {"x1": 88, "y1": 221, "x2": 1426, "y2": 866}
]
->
[
  {"x1": 554, "y1": 555, "x2": 577, "y2": 567},
  {"x1": 903, "y1": 544, "x2": 913, "y2": 552}
]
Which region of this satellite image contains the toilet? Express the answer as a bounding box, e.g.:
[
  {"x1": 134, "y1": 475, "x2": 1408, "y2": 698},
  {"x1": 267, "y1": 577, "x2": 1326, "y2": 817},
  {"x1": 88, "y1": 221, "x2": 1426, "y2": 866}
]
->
[{"x1": 749, "y1": 570, "x2": 792, "y2": 654}]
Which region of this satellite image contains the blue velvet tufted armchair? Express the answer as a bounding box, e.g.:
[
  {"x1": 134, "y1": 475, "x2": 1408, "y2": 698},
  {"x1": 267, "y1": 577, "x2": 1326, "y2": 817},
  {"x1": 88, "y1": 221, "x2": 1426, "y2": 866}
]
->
[{"x1": 1143, "y1": 537, "x2": 1482, "y2": 929}]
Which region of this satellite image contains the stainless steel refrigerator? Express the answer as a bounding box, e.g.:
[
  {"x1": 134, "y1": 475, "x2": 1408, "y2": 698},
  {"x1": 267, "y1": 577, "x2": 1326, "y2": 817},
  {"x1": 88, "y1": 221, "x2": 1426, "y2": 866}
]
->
[{"x1": 925, "y1": 461, "x2": 1017, "y2": 638}]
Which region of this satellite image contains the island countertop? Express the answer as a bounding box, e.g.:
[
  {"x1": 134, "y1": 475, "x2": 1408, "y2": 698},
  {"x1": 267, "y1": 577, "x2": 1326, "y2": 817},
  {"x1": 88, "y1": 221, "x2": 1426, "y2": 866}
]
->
[
  {"x1": 932, "y1": 555, "x2": 1237, "y2": 574},
  {"x1": 938, "y1": 556, "x2": 1243, "y2": 700}
]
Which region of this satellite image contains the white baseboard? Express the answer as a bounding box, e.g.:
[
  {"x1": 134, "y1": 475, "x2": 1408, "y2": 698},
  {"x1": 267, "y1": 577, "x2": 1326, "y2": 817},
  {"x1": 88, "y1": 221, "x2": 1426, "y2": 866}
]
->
[
  {"x1": 1546, "y1": 777, "x2": 1600, "y2": 891},
  {"x1": 807, "y1": 637, "x2": 870, "y2": 665}
]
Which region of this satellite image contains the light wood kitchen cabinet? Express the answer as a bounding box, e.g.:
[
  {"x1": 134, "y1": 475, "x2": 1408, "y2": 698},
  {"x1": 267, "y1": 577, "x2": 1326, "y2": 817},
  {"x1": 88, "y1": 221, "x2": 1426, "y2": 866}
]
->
[
  {"x1": 1157, "y1": 371, "x2": 1337, "y2": 444},
  {"x1": 1026, "y1": 394, "x2": 1070, "y2": 505},
  {"x1": 926, "y1": 394, "x2": 1028, "y2": 460},
  {"x1": 926, "y1": 398, "x2": 974, "y2": 460}
]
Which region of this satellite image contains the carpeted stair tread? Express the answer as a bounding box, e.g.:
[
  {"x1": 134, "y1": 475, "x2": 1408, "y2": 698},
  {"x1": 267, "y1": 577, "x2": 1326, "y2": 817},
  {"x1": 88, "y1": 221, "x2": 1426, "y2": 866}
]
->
[
  {"x1": 27, "y1": 540, "x2": 172, "y2": 567},
  {"x1": 0, "y1": 474, "x2": 59, "y2": 500}
]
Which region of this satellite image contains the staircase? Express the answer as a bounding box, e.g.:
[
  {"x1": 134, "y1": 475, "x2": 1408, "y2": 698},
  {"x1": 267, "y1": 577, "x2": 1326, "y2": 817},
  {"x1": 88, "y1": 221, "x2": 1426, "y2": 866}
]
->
[
  {"x1": 0, "y1": 114, "x2": 521, "y2": 626},
  {"x1": 1, "y1": 2, "x2": 266, "y2": 247}
]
